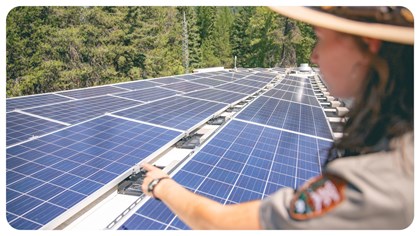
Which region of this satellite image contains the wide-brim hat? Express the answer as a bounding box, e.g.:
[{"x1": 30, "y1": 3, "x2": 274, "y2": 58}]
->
[{"x1": 269, "y1": 6, "x2": 414, "y2": 45}]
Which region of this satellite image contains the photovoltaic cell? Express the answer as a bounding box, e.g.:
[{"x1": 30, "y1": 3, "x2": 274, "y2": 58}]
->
[
  {"x1": 6, "y1": 94, "x2": 72, "y2": 112},
  {"x1": 114, "y1": 87, "x2": 179, "y2": 103},
  {"x1": 23, "y1": 96, "x2": 141, "y2": 124},
  {"x1": 245, "y1": 74, "x2": 276, "y2": 83},
  {"x1": 113, "y1": 80, "x2": 162, "y2": 90},
  {"x1": 184, "y1": 88, "x2": 247, "y2": 104},
  {"x1": 7, "y1": 112, "x2": 66, "y2": 147},
  {"x1": 235, "y1": 96, "x2": 333, "y2": 139},
  {"x1": 119, "y1": 119, "x2": 332, "y2": 230},
  {"x1": 263, "y1": 89, "x2": 320, "y2": 107},
  {"x1": 273, "y1": 84, "x2": 315, "y2": 96},
  {"x1": 114, "y1": 96, "x2": 227, "y2": 131},
  {"x1": 188, "y1": 78, "x2": 228, "y2": 87},
  {"x1": 208, "y1": 74, "x2": 238, "y2": 82},
  {"x1": 57, "y1": 86, "x2": 127, "y2": 99},
  {"x1": 175, "y1": 74, "x2": 202, "y2": 80},
  {"x1": 7, "y1": 115, "x2": 183, "y2": 229},
  {"x1": 234, "y1": 78, "x2": 268, "y2": 88},
  {"x1": 150, "y1": 77, "x2": 185, "y2": 85},
  {"x1": 215, "y1": 82, "x2": 260, "y2": 95},
  {"x1": 280, "y1": 78, "x2": 312, "y2": 89},
  {"x1": 161, "y1": 81, "x2": 210, "y2": 93}
]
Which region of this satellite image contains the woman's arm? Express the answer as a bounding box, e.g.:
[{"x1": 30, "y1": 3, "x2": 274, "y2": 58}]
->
[{"x1": 141, "y1": 163, "x2": 262, "y2": 229}]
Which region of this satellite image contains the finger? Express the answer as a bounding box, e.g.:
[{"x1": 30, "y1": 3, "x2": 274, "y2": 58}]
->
[
  {"x1": 141, "y1": 163, "x2": 156, "y2": 171},
  {"x1": 141, "y1": 177, "x2": 151, "y2": 195}
]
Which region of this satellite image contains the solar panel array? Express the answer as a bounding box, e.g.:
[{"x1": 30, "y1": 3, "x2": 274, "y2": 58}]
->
[
  {"x1": 118, "y1": 74, "x2": 334, "y2": 230},
  {"x1": 6, "y1": 70, "x2": 277, "y2": 229}
]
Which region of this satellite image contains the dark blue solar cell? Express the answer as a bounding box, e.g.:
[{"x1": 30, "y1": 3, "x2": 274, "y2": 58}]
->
[
  {"x1": 198, "y1": 179, "x2": 232, "y2": 199},
  {"x1": 115, "y1": 96, "x2": 226, "y2": 131},
  {"x1": 7, "y1": 195, "x2": 43, "y2": 216},
  {"x1": 8, "y1": 177, "x2": 45, "y2": 193},
  {"x1": 162, "y1": 81, "x2": 209, "y2": 93},
  {"x1": 31, "y1": 168, "x2": 64, "y2": 182},
  {"x1": 184, "y1": 88, "x2": 246, "y2": 104},
  {"x1": 269, "y1": 171, "x2": 295, "y2": 189},
  {"x1": 69, "y1": 165, "x2": 98, "y2": 178},
  {"x1": 235, "y1": 78, "x2": 268, "y2": 88},
  {"x1": 116, "y1": 87, "x2": 179, "y2": 103},
  {"x1": 236, "y1": 175, "x2": 266, "y2": 193},
  {"x1": 6, "y1": 188, "x2": 21, "y2": 203},
  {"x1": 7, "y1": 93, "x2": 71, "y2": 112},
  {"x1": 228, "y1": 187, "x2": 263, "y2": 203},
  {"x1": 6, "y1": 171, "x2": 26, "y2": 185},
  {"x1": 49, "y1": 190, "x2": 86, "y2": 209},
  {"x1": 50, "y1": 174, "x2": 83, "y2": 188},
  {"x1": 215, "y1": 158, "x2": 244, "y2": 173},
  {"x1": 113, "y1": 80, "x2": 161, "y2": 90},
  {"x1": 8, "y1": 217, "x2": 42, "y2": 230},
  {"x1": 22, "y1": 202, "x2": 66, "y2": 225},
  {"x1": 215, "y1": 82, "x2": 260, "y2": 94},
  {"x1": 6, "y1": 157, "x2": 27, "y2": 169},
  {"x1": 208, "y1": 168, "x2": 238, "y2": 185},
  {"x1": 27, "y1": 183, "x2": 65, "y2": 201},
  {"x1": 23, "y1": 96, "x2": 141, "y2": 124},
  {"x1": 89, "y1": 170, "x2": 118, "y2": 184},
  {"x1": 56, "y1": 85, "x2": 127, "y2": 99},
  {"x1": 7, "y1": 112, "x2": 66, "y2": 147},
  {"x1": 70, "y1": 179, "x2": 102, "y2": 196},
  {"x1": 138, "y1": 200, "x2": 175, "y2": 224},
  {"x1": 181, "y1": 160, "x2": 213, "y2": 175},
  {"x1": 242, "y1": 165, "x2": 269, "y2": 179},
  {"x1": 173, "y1": 171, "x2": 205, "y2": 190},
  {"x1": 51, "y1": 160, "x2": 79, "y2": 172},
  {"x1": 150, "y1": 77, "x2": 185, "y2": 84},
  {"x1": 170, "y1": 217, "x2": 190, "y2": 230},
  {"x1": 119, "y1": 214, "x2": 167, "y2": 230}
]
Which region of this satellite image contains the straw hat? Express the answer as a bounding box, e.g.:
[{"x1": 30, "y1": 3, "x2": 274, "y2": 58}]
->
[{"x1": 269, "y1": 6, "x2": 414, "y2": 45}]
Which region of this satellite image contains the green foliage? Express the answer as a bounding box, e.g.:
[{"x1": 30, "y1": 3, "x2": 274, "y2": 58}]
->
[{"x1": 6, "y1": 6, "x2": 316, "y2": 97}]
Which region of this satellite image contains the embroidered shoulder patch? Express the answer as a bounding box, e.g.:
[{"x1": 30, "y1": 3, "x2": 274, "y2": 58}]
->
[{"x1": 289, "y1": 174, "x2": 347, "y2": 220}]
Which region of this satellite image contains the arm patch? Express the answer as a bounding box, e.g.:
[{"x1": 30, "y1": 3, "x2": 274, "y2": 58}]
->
[{"x1": 289, "y1": 174, "x2": 347, "y2": 220}]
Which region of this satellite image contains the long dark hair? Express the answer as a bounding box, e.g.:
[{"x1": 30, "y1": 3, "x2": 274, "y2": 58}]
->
[{"x1": 326, "y1": 40, "x2": 414, "y2": 162}]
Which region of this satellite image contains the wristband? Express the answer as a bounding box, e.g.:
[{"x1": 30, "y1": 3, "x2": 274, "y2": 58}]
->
[{"x1": 147, "y1": 177, "x2": 170, "y2": 201}]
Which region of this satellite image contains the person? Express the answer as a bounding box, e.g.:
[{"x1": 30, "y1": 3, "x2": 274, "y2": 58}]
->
[{"x1": 141, "y1": 6, "x2": 414, "y2": 229}]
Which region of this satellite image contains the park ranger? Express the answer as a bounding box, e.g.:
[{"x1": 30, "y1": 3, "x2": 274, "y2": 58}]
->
[{"x1": 141, "y1": 6, "x2": 414, "y2": 229}]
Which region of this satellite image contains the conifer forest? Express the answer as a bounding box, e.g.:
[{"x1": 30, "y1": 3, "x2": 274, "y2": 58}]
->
[{"x1": 6, "y1": 6, "x2": 316, "y2": 97}]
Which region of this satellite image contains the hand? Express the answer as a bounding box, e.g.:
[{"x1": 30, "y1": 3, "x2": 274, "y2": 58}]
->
[{"x1": 141, "y1": 163, "x2": 170, "y2": 198}]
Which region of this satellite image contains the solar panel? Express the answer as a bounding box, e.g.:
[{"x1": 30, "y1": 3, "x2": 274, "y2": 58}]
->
[
  {"x1": 119, "y1": 119, "x2": 332, "y2": 230},
  {"x1": 6, "y1": 112, "x2": 66, "y2": 147},
  {"x1": 209, "y1": 75, "x2": 239, "y2": 82},
  {"x1": 215, "y1": 82, "x2": 261, "y2": 95},
  {"x1": 7, "y1": 115, "x2": 183, "y2": 229},
  {"x1": 6, "y1": 94, "x2": 72, "y2": 112},
  {"x1": 263, "y1": 89, "x2": 320, "y2": 107},
  {"x1": 56, "y1": 86, "x2": 128, "y2": 99},
  {"x1": 187, "y1": 77, "x2": 228, "y2": 87},
  {"x1": 234, "y1": 78, "x2": 268, "y2": 88},
  {"x1": 235, "y1": 96, "x2": 333, "y2": 140},
  {"x1": 150, "y1": 77, "x2": 185, "y2": 85},
  {"x1": 244, "y1": 74, "x2": 276, "y2": 83},
  {"x1": 114, "y1": 96, "x2": 227, "y2": 131},
  {"x1": 175, "y1": 74, "x2": 202, "y2": 80},
  {"x1": 22, "y1": 96, "x2": 142, "y2": 124},
  {"x1": 184, "y1": 88, "x2": 248, "y2": 104},
  {"x1": 113, "y1": 80, "x2": 162, "y2": 90},
  {"x1": 273, "y1": 84, "x2": 315, "y2": 96},
  {"x1": 113, "y1": 87, "x2": 179, "y2": 103},
  {"x1": 161, "y1": 81, "x2": 209, "y2": 93},
  {"x1": 280, "y1": 78, "x2": 312, "y2": 89}
]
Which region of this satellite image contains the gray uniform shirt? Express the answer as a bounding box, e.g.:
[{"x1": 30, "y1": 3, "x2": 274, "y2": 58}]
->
[{"x1": 259, "y1": 132, "x2": 413, "y2": 229}]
